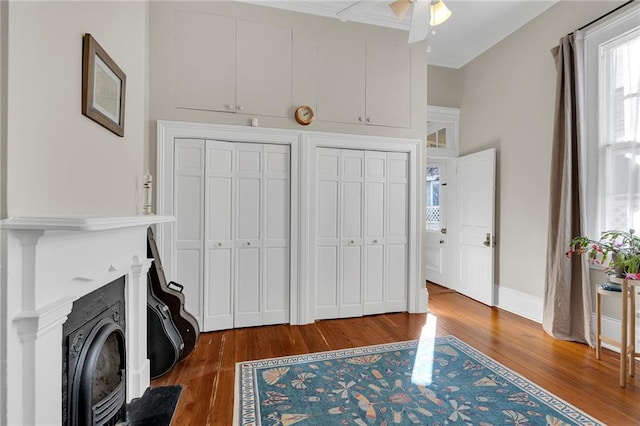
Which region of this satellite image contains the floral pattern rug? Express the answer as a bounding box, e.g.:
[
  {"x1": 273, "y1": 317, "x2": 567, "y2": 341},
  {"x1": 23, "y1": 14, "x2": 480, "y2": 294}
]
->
[{"x1": 235, "y1": 336, "x2": 603, "y2": 425}]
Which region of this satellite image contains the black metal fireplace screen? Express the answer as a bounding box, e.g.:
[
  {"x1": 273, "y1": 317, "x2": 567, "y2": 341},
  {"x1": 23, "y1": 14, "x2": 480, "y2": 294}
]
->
[{"x1": 62, "y1": 277, "x2": 127, "y2": 426}]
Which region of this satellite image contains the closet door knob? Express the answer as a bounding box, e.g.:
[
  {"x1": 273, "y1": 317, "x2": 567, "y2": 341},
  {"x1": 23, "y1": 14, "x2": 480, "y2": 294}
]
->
[
  {"x1": 366, "y1": 117, "x2": 371, "y2": 123},
  {"x1": 226, "y1": 104, "x2": 235, "y2": 110},
  {"x1": 358, "y1": 117, "x2": 364, "y2": 122},
  {"x1": 237, "y1": 105, "x2": 244, "y2": 111}
]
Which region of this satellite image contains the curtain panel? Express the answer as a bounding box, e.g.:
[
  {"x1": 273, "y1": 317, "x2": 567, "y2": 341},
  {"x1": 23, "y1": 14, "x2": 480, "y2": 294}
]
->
[{"x1": 543, "y1": 32, "x2": 594, "y2": 346}]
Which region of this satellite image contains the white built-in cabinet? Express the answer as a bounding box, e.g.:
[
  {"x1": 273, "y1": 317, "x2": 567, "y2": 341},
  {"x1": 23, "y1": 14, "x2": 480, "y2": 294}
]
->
[
  {"x1": 315, "y1": 148, "x2": 409, "y2": 319},
  {"x1": 173, "y1": 138, "x2": 290, "y2": 331},
  {"x1": 174, "y1": 10, "x2": 292, "y2": 117},
  {"x1": 157, "y1": 122, "x2": 425, "y2": 329},
  {"x1": 316, "y1": 37, "x2": 411, "y2": 128}
]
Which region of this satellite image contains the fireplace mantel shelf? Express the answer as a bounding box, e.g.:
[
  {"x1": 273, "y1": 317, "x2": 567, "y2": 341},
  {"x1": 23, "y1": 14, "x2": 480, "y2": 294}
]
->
[{"x1": 0, "y1": 215, "x2": 174, "y2": 231}]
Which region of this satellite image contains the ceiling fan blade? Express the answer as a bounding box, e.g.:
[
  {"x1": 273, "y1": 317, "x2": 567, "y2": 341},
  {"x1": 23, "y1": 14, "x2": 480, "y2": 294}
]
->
[
  {"x1": 407, "y1": 0, "x2": 430, "y2": 44},
  {"x1": 389, "y1": 0, "x2": 411, "y2": 21},
  {"x1": 336, "y1": 0, "x2": 376, "y2": 23}
]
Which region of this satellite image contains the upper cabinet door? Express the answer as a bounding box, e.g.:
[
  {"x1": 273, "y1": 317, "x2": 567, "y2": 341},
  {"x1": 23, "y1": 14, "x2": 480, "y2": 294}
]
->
[
  {"x1": 236, "y1": 21, "x2": 292, "y2": 117},
  {"x1": 366, "y1": 42, "x2": 411, "y2": 128},
  {"x1": 316, "y1": 36, "x2": 366, "y2": 125},
  {"x1": 174, "y1": 11, "x2": 236, "y2": 113}
]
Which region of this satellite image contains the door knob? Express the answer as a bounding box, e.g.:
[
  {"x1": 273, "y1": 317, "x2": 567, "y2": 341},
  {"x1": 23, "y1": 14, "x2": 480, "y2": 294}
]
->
[{"x1": 483, "y1": 233, "x2": 491, "y2": 247}]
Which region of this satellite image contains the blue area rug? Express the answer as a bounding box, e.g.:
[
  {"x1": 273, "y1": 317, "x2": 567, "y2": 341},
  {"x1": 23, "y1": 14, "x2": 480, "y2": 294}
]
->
[{"x1": 235, "y1": 336, "x2": 603, "y2": 425}]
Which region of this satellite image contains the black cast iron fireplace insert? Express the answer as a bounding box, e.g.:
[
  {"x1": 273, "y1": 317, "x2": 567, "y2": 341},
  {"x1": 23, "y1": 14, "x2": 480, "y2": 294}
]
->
[{"x1": 62, "y1": 277, "x2": 127, "y2": 426}]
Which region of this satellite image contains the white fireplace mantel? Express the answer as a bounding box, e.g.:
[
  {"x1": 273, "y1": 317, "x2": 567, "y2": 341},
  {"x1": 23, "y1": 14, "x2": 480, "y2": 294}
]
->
[
  {"x1": 0, "y1": 215, "x2": 173, "y2": 426},
  {"x1": 0, "y1": 215, "x2": 174, "y2": 231}
]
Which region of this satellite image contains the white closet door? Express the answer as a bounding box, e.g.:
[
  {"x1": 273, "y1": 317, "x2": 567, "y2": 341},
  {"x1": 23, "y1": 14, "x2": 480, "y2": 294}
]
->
[
  {"x1": 386, "y1": 152, "x2": 409, "y2": 312},
  {"x1": 340, "y1": 150, "x2": 364, "y2": 318},
  {"x1": 203, "y1": 140, "x2": 235, "y2": 331},
  {"x1": 234, "y1": 143, "x2": 263, "y2": 328},
  {"x1": 364, "y1": 151, "x2": 386, "y2": 315},
  {"x1": 174, "y1": 139, "x2": 205, "y2": 324},
  {"x1": 315, "y1": 148, "x2": 341, "y2": 319},
  {"x1": 262, "y1": 145, "x2": 290, "y2": 325}
]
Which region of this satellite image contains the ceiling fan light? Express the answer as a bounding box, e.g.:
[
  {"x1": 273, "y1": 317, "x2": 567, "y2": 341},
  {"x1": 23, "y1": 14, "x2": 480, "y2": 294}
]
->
[
  {"x1": 389, "y1": 0, "x2": 412, "y2": 21},
  {"x1": 430, "y1": 0, "x2": 452, "y2": 26}
]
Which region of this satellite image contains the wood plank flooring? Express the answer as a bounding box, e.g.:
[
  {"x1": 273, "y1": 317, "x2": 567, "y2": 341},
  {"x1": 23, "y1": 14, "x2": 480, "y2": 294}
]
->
[{"x1": 152, "y1": 284, "x2": 640, "y2": 425}]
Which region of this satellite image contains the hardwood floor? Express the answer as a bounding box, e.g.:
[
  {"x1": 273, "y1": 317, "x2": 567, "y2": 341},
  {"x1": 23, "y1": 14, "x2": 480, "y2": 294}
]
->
[{"x1": 152, "y1": 284, "x2": 640, "y2": 425}]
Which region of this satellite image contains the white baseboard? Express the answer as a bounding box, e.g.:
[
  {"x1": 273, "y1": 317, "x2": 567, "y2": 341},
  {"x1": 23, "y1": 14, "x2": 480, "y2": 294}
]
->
[
  {"x1": 493, "y1": 285, "x2": 640, "y2": 353},
  {"x1": 494, "y1": 284, "x2": 543, "y2": 324}
]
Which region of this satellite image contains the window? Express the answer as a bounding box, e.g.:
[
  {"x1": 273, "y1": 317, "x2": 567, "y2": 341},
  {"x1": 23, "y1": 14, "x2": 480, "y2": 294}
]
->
[
  {"x1": 426, "y1": 106, "x2": 459, "y2": 158},
  {"x1": 599, "y1": 28, "x2": 640, "y2": 231},
  {"x1": 426, "y1": 166, "x2": 441, "y2": 230},
  {"x1": 584, "y1": 5, "x2": 640, "y2": 237}
]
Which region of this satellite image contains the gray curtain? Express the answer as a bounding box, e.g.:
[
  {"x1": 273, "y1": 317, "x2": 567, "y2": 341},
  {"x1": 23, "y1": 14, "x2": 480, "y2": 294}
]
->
[{"x1": 543, "y1": 32, "x2": 594, "y2": 346}]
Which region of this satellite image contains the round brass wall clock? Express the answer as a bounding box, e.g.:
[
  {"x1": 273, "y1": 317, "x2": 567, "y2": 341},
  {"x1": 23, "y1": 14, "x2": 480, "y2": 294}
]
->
[{"x1": 294, "y1": 105, "x2": 315, "y2": 126}]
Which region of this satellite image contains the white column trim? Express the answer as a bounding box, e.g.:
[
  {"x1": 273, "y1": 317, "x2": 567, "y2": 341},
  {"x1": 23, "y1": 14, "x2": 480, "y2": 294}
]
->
[{"x1": 13, "y1": 298, "x2": 74, "y2": 343}]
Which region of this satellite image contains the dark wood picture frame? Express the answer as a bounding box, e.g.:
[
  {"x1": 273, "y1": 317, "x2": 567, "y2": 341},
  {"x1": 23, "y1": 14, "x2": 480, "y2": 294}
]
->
[{"x1": 82, "y1": 33, "x2": 126, "y2": 137}]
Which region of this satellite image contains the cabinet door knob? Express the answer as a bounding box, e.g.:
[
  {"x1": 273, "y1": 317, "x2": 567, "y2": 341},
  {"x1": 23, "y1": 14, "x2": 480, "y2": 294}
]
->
[
  {"x1": 237, "y1": 105, "x2": 244, "y2": 111},
  {"x1": 216, "y1": 242, "x2": 222, "y2": 247},
  {"x1": 349, "y1": 240, "x2": 355, "y2": 245},
  {"x1": 366, "y1": 117, "x2": 371, "y2": 123},
  {"x1": 246, "y1": 242, "x2": 251, "y2": 246},
  {"x1": 373, "y1": 239, "x2": 378, "y2": 244},
  {"x1": 358, "y1": 117, "x2": 364, "y2": 122},
  {"x1": 226, "y1": 104, "x2": 235, "y2": 110}
]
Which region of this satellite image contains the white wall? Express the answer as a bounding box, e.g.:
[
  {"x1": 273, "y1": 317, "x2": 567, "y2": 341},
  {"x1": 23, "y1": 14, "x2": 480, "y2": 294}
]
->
[
  {"x1": 0, "y1": 3, "x2": 7, "y2": 424},
  {"x1": 147, "y1": 1, "x2": 428, "y2": 179},
  {"x1": 1, "y1": 0, "x2": 6, "y2": 220},
  {"x1": 456, "y1": 1, "x2": 626, "y2": 301},
  {"x1": 427, "y1": 65, "x2": 463, "y2": 108},
  {"x1": 6, "y1": 1, "x2": 147, "y2": 217}
]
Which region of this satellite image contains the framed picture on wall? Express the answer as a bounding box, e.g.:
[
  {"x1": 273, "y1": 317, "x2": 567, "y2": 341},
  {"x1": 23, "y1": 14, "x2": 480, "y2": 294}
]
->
[{"x1": 82, "y1": 33, "x2": 126, "y2": 137}]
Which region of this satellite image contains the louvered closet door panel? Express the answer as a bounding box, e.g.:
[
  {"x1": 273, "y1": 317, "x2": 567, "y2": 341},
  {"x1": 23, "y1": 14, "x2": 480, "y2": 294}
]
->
[
  {"x1": 386, "y1": 152, "x2": 409, "y2": 312},
  {"x1": 315, "y1": 148, "x2": 341, "y2": 319},
  {"x1": 174, "y1": 138, "x2": 205, "y2": 324},
  {"x1": 364, "y1": 151, "x2": 386, "y2": 315},
  {"x1": 203, "y1": 140, "x2": 235, "y2": 331},
  {"x1": 262, "y1": 145, "x2": 290, "y2": 325},
  {"x1": 234, "y1": 143, "x2": 263, "y2": 328},
  {"x1": 340, "y1": 150, "x2": 364, "y2": 318}
]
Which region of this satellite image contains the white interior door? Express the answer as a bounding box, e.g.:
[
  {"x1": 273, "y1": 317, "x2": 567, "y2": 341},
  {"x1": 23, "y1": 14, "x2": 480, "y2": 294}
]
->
[
  {"x1": 315, "y1": 148, "x2": 341, "y2": 319},
  {"x1": 425, "y1": 159, "x2": 448, "y2": 285},
  {"x1": 453, "y1": 148, "x2": 496, "y2": 306},
  {"x1": 385, "y1": 152, "x2": 409, "y2": 312},
  {"x1": 364, "y1": 151, "x2": 386, "y2": 315},
  {"x1": 262, "y1": 145, "x2": 291, "y2": 325},
  {"x1": 340, "y1": 150, "x2": 364, "y2": 318},
  {"x1": 174, "y1": 139, "x2": 205, "y2": 325},
  {"x1": 234, "y1": 143, "x2": 264, "y2": 327},
  {"x1": 204, "y1": 140, "x2": 235, "y2": 330}
]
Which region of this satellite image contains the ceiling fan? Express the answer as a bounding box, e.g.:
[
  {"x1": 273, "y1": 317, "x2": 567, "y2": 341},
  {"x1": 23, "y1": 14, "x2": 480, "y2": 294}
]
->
[{"x1": 336, "y1": 0, "x2": 452, "y2": 44}]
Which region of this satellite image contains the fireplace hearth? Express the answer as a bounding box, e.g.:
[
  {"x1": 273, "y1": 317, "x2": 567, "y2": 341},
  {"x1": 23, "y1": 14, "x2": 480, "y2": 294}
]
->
[{"x1": 63, "y1": 277, "x2": 127, "y2": 426}]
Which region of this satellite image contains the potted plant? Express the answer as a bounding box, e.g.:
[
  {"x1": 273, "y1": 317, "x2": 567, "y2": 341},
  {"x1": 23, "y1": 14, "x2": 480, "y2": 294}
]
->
[{"x1": 566, "y1": 229, "x2": 640, "y2": 280}]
